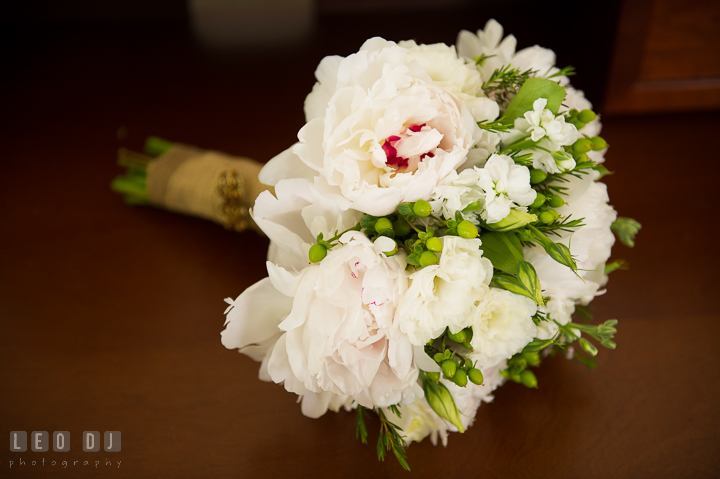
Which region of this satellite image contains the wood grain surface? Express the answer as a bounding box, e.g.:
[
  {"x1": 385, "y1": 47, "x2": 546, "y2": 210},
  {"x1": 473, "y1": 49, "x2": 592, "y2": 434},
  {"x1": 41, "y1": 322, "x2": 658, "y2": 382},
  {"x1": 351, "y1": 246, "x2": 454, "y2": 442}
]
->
[{"x1": 1, "y1": 12, "x2": 719, "y2": 479}]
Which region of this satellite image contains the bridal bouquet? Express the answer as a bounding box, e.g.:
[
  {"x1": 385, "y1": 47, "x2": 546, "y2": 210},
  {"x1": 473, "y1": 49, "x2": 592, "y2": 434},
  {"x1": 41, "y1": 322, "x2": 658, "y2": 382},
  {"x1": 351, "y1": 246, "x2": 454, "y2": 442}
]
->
[{"x1": 158, "y1": 19, "x2": 638, "y2": 470}]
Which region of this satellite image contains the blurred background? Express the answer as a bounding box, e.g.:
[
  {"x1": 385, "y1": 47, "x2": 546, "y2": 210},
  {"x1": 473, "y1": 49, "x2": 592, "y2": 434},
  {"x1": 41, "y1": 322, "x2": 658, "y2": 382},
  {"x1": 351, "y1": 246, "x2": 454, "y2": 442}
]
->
[
  {"x1": 1, "y1": 1, "x2": 719, "y2": 478},
  {"x1": 2, "y1": 0, "x2": 718, "y2": 159}
]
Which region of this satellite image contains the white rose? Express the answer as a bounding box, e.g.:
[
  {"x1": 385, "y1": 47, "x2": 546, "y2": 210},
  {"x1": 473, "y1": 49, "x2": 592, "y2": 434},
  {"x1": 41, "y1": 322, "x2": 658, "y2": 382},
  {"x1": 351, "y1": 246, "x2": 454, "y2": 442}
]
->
[
  {"x1": 555, "y1": 175, "x2": 617, "y2": 272},
  {"x1": 260, "y1": 38, "x2": 485, "y2": 216},
  {"x1": 524, "y1": 175, "x2": 616, "y2": 310},
  {"x1": 469, "y1": 288, "x2": 538, "y2": 369},
  {"x1": 396, "y1": 236, "x2": 493, "y2": 345}
]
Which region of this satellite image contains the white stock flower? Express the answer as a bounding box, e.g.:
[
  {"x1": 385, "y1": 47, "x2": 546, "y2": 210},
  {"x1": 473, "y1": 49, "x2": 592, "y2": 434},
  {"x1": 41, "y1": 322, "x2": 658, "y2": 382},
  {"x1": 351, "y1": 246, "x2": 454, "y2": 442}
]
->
[
  {"x1": 502, "y1": 98, "x2": 578, "y2": 174},
  {"x1": 260, "y1": 37, "x2": 488, "y2": 217},
  {"x1": 469, "y1": 288, "x2": 538, "y2": 369},
  {"x1": 396, "y1": 236, "x2": 493, "y2": 345},
  {"x1": 457, "y1": 19, "x2": 564, "y2": 83},
  {"x1": 476, "y1": 154, "x2": 536, "y2": 223},
  {"x1": 432, "y1": 167, "x2": 486, "y2": 224},
  {"x1": 515, "y1": 98, "x2": 578, "y2": 144},
  {"x1": 433, "y1": 154, "x2": 535, "y2": 225}
]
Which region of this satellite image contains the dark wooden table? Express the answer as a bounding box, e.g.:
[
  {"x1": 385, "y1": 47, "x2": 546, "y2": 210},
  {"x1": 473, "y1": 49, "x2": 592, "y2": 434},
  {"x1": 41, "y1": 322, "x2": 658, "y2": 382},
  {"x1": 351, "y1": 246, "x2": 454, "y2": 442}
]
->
[{"x1": 2, "y1": 14, "x2": 719, "y2": 479}]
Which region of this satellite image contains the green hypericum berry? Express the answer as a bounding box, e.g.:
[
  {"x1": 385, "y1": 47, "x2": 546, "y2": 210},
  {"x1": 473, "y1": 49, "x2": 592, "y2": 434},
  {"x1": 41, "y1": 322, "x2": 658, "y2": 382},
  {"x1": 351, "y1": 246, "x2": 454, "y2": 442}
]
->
[
  {"x1": 393, "y1": 218, "x2": 412, "y2": 237},
  {"x1": 426, "y1": 236, "x2": 443, "y2": 252},
  {"x1": 447, "y1": 329, "x2": 467, "y2": 344},
  {"x1": 529, "y1": 168, "x2": 547, "y2": 184},
  {"x1": 457, "y1": 220, "x2": 478, "y2": 239},
  {"x1": 573, "y1": 151, "x2": 589, "y2": 162},
  {"x1": 413, "y1": 200, "x2": 432, "y2": 217},
  {"x1": 308, "y1": 244, "x2": 327, "y2": 263},
  {"x1": 520, "y1": 369, "x2": 538, "y2": 388},
  {"x1": 463, "y1": 359, "x2": 473, "y2": 369},
  {"x1": 464, "y1": 327, "x2": 473, "y2": 343},
  {"x1": 434, "y1": 352, "x2": 445, "y2": 363},
  {"x1": 468, "y1": 368, "x2": 484, "y2": 385},
  {"x1": 419, "y1": 250, "x2": 439, "y2": 267},
  {"x1": 374, "y1": 217, "x2": 393, "y2": 234},
  {"x1": 426, "y1": 371, "x2": 441, "y2": 382},
  {"x1": 591, "y1": 136, "x2": 608, "y2": 150},
  {"x1": 452, "y1": 369, "x2": 468, "y2": 387},
  {"x1": 522, "y1": 351, "x2": 541, "y2": 367},
  {"x1": 548, "y1": 195, "x2": 564, "y2": 208},
  {"x1": 539, "y1": 210, "x2": 557, "y2": 224},
  {"x1": 441, "y1": 360, "x2": 457, "y2": 379},
  {"x1": 570, "y1": 118, "x2": 586, "y2": 128},
  {"x1": 573, "y1": 138, "x2": 593, "y2": 154},
  {"x1": 530, "y1": 193, "x2": 546, "y2": 209},
  {"x1": 578, "y1": 109, "x2": 596, "y2": 123}
]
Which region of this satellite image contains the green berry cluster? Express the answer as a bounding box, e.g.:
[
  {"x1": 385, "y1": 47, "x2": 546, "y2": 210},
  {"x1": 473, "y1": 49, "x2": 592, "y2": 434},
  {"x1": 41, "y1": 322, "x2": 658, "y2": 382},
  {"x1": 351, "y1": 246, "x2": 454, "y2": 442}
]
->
[
  {"x1": 500, "y1": 351, "x2": 541, "y2": 388},
  {"x1": 566, "y1": 108, "x2": 596, "y2": 130},
  {"x1": 424, "y1": 328, "x2": 484, "y2": 388}
]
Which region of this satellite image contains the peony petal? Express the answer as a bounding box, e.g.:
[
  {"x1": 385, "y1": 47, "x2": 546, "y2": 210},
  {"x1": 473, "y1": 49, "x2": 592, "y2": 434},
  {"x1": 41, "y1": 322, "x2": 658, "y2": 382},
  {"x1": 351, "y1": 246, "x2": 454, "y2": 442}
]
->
[{"x1": 221, "y1": 278, "x2": 292, "y2": 359}]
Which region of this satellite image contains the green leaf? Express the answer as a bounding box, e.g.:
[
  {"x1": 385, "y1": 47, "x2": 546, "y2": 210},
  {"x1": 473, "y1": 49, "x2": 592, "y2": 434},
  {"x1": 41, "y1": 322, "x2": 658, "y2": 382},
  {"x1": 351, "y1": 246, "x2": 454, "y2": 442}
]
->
[
  {"x1": 546, "y1": 242, "x2": 578, "y2": 273},
  {"x1": 523, "y1": 338, "x2": 555, "y2": 352},
  {"x1": 421, "y1": 375, "x2": 465, "y2": 433},
  {"x1": 398, "y1": 203, "x2": 413, "y2": 216},
  {"x1": 480, "y1": 232, "x2": 524, "y2": 274},
  {"x1": 516, "y1": 261, "x2": 545, "y2": 305},
  {"x1": 502, "y1": 78, "x2": 566, "y2": 125},
  {"x1": 605, "y1": 259, "x2": 629, "y2": 274},
  {"x1": 361, "y1": 215, "x2": 377, "y2": 229},
  {"x1": 611, "y1": 217, "x2": 641, "y2": 248},
  {"x1": 579, "y1": 337, "x2": 598, "y2": 357},
  {"x1": 528, "y1": 225, "x2": 578, "y2": 273},
  {"x1": 486, "y1": 209, "x2": 538, "y2": 232},
  {"x1": 492, "y1": 261, "x2": 545, "y2": 305},
  {"x1": 592, "y1": 164, "x2": 614, "y2": 180}
]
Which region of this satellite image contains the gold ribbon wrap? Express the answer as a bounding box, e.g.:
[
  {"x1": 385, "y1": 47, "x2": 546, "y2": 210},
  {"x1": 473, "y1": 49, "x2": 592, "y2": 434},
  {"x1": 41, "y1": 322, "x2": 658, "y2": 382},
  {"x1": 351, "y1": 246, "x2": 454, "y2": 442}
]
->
[{"x1": 146, "y1": 144, "x2": 272, "y2": 232}]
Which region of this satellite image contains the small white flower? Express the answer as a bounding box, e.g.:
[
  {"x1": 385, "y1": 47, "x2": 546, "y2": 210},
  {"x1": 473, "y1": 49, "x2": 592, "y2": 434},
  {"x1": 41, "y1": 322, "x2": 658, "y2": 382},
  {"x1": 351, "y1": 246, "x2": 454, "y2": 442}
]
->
[
  {"x1": 476, "y1": 154, "x2": 537, "y2": 223},
  {"x1": 396, "y1": 236, "x2": 493, "y2": 345},
  {"x1": 515, "y1": 98, "x2": 578, "y2": 145}
]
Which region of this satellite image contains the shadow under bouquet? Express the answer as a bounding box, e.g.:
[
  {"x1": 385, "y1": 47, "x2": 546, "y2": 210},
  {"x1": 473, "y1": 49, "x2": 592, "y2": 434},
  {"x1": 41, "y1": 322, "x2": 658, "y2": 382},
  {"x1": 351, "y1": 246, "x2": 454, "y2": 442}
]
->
[{"x1": 115, "y1": 19, "x2": 640, "y2": 470}]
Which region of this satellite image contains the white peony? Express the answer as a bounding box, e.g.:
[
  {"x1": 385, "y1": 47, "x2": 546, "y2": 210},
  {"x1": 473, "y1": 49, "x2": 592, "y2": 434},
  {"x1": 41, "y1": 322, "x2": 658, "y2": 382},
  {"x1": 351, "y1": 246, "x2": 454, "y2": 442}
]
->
[
  {"x1": 222, "y1": 231, "x2": 422, "y2": 418},
  {"x1": 252, "y1": 177, "x2": 362, "y2": 271},
  {"x1": 259, "y1": 37, "x2": 493, "y2": 216},
  {"x1": 469, "y1": 288, "x2": 538, "y2": 369},
  {"x1": 396, "y1": 236, "x2": 493, "y2": 345}
]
